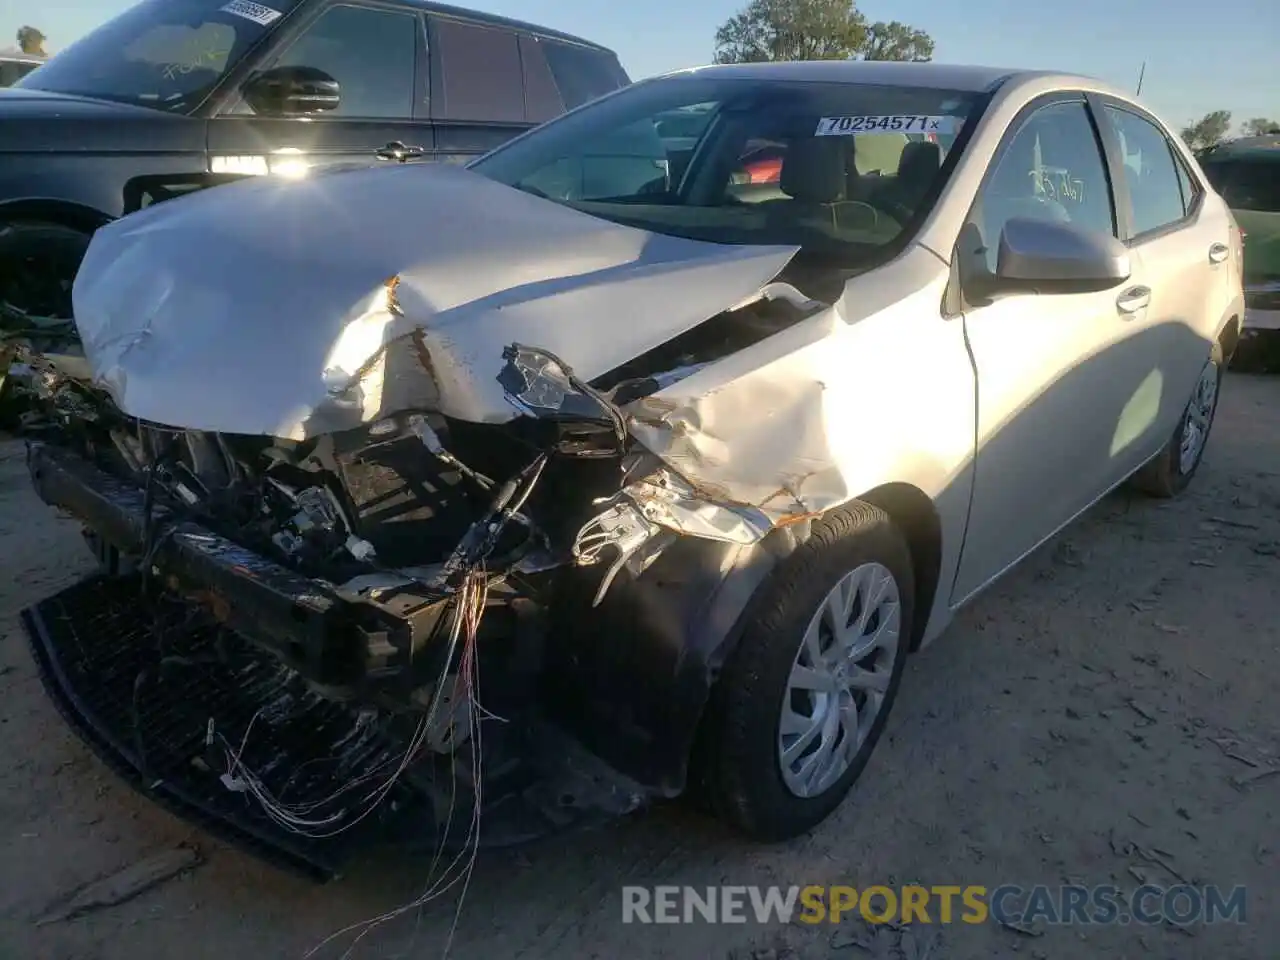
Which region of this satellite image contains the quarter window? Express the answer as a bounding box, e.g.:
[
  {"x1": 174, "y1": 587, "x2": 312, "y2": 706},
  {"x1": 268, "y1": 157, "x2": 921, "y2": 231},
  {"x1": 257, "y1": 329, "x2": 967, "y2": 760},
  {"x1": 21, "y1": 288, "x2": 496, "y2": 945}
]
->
[
  {"x1": 977, "y1": 100, "x2": 1116, "y2": 272},
  {"x1": 1173, "y1": 153, "x2": 1200, "y2": 213},
  {"x1": 1104, "y1": 106, "x2": 1188, "y2": 236},
  {"x1": 542, "y1": 41, "x2": 627, "y2": 110},
  {"x1": 268, "y1": 5, "x2": 416, "y2": 119}
]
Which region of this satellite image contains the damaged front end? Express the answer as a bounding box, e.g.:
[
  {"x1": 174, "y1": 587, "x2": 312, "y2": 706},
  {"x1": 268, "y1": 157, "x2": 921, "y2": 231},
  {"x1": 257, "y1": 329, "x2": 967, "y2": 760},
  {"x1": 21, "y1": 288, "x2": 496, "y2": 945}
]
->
[{"x1": 19, "y1": 173, "x2": 839, "y2": 876}]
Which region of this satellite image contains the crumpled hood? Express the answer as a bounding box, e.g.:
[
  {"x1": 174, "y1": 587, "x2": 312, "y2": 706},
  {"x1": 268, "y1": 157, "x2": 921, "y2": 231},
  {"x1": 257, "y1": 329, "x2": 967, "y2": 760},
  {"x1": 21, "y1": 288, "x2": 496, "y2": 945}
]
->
[{"x1": 73, "y1": 162, "x2": 798, "y2": 437}]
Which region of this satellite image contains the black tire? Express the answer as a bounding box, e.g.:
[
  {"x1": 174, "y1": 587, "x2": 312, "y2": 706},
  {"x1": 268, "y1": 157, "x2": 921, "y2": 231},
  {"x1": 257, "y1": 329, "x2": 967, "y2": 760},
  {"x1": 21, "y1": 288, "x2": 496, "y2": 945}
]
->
[
  {"x1": 1129, "y1": 344, "x2": 1224, "y2": 498},
  {"x1": 1229, "y1": 328, "x2": 1280, "y2": 374},
  {"x1": 693, "y1": 501, "x2": 914, "y2": 841},
  {"x1": 0, "y1": 219, "x2": 92, "y2": 324},
  {"x1": 0, "y1": 220, "x2": 92, "y2": 428}
]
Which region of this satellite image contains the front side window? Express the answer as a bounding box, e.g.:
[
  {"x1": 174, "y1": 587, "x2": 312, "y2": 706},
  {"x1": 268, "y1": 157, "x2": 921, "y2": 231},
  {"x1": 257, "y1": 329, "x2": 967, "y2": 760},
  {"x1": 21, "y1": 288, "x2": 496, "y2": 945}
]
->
[
  {"x1": 470, "y1": 77, "x2": 982, "y2": 261},
  {"x1": 259, "y1": 5, "x2": 416, "y2": 119},
  {"x1": 976, "y1": 100, "x2": 1115, "y2": 272},
  {"x1": 1104, "y1": 106, "x2": 1187, "y2": 236},
  {"x1": 16, "y1": 0, "x2": 306, "y2": 112}
]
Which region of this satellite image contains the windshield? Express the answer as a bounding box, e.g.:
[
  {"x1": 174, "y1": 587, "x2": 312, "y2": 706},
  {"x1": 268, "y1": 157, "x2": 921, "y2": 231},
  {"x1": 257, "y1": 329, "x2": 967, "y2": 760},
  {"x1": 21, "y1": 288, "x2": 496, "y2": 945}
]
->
[
  {"x1": 16, "y1": 0, "x2": 304, "y2": 112},
  {"x1": 470, "y1": 76, "x2": 982, "y2": 259}
]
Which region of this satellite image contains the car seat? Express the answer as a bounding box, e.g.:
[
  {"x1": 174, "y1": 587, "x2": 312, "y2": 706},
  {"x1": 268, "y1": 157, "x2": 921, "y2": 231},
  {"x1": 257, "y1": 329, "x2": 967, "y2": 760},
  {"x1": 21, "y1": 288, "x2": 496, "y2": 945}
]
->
[{"x1": 761, "y1": 137, "x2": 877, "y2": 232}]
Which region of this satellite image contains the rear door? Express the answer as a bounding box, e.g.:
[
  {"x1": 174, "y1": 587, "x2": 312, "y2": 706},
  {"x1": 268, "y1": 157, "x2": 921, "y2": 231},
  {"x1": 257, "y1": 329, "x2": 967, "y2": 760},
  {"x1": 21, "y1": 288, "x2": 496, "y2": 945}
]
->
[
  {"x1": 428, "y1": 16, "x2": 538, "y2": 164},
  {"x1": 1094, "y1": 100, "x2": 1230, "y2": 453},
  {"x1": 207, "y1": 0, "x2": 428, "y2": 175}
]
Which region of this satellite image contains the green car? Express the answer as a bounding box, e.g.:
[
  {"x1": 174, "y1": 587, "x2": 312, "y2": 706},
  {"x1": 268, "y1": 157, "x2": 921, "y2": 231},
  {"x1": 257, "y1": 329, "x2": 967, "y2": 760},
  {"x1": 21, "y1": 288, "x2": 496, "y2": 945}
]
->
[{"x1": 1201, "y1": 137, "x2": 1280, "y2": 335}]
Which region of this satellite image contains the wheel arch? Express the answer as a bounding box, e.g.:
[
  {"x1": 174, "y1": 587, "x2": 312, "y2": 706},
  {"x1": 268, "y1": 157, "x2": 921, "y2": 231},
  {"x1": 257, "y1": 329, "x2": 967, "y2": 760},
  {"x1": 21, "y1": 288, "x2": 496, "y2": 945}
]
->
[
  {"x1": 0, "y1": 198, "x2": 112, "y2": 235},
  {"x1": 857, "y1": 482, "x2": 943, "y2": 651},
  {"x1": 1217, "y1": 314, "x2": 1240, "y2": 364}
]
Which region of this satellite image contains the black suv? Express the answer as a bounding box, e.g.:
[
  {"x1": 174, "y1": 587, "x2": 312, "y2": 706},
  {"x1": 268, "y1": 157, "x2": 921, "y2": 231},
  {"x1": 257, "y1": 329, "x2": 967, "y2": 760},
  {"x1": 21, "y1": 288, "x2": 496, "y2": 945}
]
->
[{"x1": 0, "y1": 0, "x2": 629, "y2": 324}]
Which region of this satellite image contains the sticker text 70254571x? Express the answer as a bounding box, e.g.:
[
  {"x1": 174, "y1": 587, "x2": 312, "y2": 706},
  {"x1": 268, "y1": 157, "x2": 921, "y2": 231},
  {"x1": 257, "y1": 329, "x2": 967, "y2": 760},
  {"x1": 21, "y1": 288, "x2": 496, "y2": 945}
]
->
[
  {"x1": 219, "y1": 0, "x2": 284, "y2": 26},
  {"x1": 814, "y1": 115, "x2": 960, "y2": 137}
]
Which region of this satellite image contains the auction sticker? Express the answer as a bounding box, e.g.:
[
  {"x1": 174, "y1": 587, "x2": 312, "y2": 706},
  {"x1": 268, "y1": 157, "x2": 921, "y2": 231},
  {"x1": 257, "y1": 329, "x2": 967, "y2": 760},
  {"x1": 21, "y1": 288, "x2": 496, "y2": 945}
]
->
[
  {"x1": 220, "y1": 0, "x2": 283, "y2": 26},
  {"x1": 815, "y1": 115, "x2": 960, "y2": 136}
]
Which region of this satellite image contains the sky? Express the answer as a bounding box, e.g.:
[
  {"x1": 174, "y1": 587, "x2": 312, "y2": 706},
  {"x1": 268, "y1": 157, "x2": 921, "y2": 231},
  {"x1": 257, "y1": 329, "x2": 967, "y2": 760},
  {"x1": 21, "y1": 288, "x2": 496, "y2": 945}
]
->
[{"x1": 1, "y1": 0, "x2": 1275, "y2": 129}]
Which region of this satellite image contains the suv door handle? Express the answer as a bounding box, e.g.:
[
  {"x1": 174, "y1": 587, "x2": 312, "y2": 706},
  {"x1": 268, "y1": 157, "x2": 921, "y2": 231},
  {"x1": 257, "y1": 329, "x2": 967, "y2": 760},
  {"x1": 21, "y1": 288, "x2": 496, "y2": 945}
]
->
[
  {"x1": 1208, "y1": 242, "x2": 1229, "y2": 264},
  {"x1": 375, "y1": 141, "x2": 425, "y2": 163},
  {"x1": 1116, "y1": 286, "x2": 1151, "y2": 315}
]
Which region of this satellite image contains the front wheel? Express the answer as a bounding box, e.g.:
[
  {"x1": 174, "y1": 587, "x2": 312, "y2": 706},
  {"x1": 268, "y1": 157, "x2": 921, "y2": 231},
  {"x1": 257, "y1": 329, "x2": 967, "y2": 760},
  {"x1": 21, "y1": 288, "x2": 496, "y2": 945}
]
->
[
  {"x1": 693, "y1": 501, "x2": 914, "y2": 841},
  {"x1": 1129, "y1": 345, "x2": 1223, "y2": 498}
]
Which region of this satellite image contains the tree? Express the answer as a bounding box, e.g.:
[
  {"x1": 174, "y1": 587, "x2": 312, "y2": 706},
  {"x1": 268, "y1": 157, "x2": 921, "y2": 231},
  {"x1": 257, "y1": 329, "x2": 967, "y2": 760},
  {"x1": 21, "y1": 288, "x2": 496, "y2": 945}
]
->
[
  {"x1": 16, "y1": 26, "x2": 46, "y2": 56},
  {"x1": 713, "y1": 0, "x2": 933, "y2": 64},
  {"x1": 863, "y1": 21, "x2": 934, "y2": 62},
  {"x1": 1242, "y1": 117, "x2": 1280, "y2": 137},
  {"x1": 1179, "y1": 110, "x2": 1232, "y2": 151}
]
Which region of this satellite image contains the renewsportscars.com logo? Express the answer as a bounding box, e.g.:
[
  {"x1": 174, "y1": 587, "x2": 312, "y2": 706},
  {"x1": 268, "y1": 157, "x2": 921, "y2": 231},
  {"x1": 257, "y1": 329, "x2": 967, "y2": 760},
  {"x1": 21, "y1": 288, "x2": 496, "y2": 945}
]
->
[{"x1": 621, "y1": 884, "x2": 1248, "y2": 927}]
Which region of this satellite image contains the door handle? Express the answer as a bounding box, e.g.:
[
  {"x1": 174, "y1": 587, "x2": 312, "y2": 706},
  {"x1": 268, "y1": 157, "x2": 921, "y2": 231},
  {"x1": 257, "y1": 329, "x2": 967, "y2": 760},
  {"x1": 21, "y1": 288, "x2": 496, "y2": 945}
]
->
[
  {"x1": 1208, "y1": 242, "x2": 1229, "y2": 264},
  {"x1": 375, "y1": 141, "x2": 425, "y2": 163},
  {"x1": 1116, "y1": 286, "x2": 1151, "y2": 315}
]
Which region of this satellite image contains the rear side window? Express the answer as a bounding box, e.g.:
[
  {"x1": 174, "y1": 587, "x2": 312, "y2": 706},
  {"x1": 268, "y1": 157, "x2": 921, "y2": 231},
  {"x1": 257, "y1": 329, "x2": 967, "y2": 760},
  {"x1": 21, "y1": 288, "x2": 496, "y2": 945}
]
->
[
  {"x1": 542, "y1": 41, "x2": 627, "y2": 110},
  {"x1": 1205, "y1": 159, "x2": 1280, "y2": 212},
  {"x1": 1103, "y1": 106, "x2": 1187, "y2": 236},
  {"x1": 433, "y1": 18, "x2": 524, "y2": 123}
]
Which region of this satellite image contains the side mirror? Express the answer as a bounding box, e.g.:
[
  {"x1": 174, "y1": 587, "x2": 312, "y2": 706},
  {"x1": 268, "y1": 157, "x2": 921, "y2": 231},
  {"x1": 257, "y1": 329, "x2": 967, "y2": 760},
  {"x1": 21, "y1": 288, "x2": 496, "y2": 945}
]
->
[
  {"x1": 242, "y1": 65, "x2": 340, "y2": 117},
  {"x1": 993, "y1": 217, "x2": 1131, "y2": 294}
]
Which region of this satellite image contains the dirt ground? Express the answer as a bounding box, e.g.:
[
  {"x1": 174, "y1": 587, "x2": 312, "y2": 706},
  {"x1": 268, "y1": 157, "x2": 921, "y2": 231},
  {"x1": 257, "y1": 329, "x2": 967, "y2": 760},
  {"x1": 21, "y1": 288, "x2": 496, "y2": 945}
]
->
[{"x1": 1, "y1": 373, "x2": 1277, "y2": 960}]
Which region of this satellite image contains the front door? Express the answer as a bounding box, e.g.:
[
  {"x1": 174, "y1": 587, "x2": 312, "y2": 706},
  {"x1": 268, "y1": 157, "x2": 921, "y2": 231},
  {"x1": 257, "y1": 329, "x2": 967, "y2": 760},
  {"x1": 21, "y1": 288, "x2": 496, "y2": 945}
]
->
[
  {"x1": 952, "y1": 96, "x2": 1149, "y2": 601},
  {"x1": 207, "y1": 1, "x2": 429, "y2": 177}
]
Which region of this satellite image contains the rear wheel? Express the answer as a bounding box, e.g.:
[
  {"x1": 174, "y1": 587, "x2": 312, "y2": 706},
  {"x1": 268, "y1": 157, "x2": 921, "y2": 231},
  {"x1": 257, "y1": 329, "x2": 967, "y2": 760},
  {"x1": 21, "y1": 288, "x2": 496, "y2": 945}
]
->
[
  {"x1": 1129, "y1": 345, "x2": 1222, "y2": 498},
  {"x1": 694, "y1": 501, "x2": 914, "y2": 841}
]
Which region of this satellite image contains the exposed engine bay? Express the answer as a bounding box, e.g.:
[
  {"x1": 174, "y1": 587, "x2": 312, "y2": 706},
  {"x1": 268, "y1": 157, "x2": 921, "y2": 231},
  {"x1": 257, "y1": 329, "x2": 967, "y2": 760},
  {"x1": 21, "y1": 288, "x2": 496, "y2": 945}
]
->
[{"x1": 12, "y1": 274, "x2": 832, "y2": 877}]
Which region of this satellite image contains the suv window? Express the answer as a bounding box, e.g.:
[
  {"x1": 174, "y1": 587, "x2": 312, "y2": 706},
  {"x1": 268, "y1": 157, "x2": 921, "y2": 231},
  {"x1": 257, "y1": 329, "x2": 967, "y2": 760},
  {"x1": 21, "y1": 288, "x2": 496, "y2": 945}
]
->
[
  {"x1": 542, "y1": 41, "x2": 627, "y2": 110},
  {"x1": 433, "y1": 18, "x2": 523, "y2": 123},
  {"x1": 1204, "y1": 158, "x2": 1280, "y2": 212},
  {"x1": 1104, "y1": 106, "x2": 1187, "y2": 236},
  {"x1": 266, "y1": 5, "x2": 416, "y2": 119},
  {"x1": 977, "y1": 100, "x2": 1115, "y2": 271}
]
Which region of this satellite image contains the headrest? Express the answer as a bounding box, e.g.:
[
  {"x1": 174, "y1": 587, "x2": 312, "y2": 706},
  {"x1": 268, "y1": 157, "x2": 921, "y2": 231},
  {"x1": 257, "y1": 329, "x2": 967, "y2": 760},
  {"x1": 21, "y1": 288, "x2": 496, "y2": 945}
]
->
[
  {"x1": 780, "y1": 138, "x2": 849, "y2": 203},
  {"x1": 898, "y1": 140, "x2": 942, "y2": 188}
]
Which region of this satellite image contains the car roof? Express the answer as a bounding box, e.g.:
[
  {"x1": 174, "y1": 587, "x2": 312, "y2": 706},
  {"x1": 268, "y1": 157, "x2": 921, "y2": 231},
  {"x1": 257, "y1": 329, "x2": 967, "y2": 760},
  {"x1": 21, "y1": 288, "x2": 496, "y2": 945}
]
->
[
  {"x1": 397, "y1": 0, "x2": 616, "y2": 52},
  {"x1": 656, "y1": 61, "x2": 1058, "y2": 93}
]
